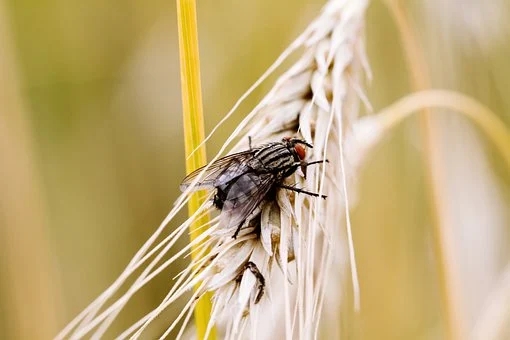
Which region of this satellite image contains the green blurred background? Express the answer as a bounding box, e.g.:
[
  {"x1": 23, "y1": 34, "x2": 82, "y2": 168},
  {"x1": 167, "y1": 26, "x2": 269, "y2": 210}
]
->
[{"x1": 1, "y1": 1, "x2": 509, "y2": 339}]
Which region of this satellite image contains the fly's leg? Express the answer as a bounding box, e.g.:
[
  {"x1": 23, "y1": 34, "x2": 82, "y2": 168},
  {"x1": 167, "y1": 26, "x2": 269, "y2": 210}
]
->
[
  {"x1": 277, "y1": 159, "x2": 329, "y2": 178},
  {"x1": 303, "y1": 159, "x2": 329, "y2": 167},
  {"x1": 248, "y1": 136, "x2": 253, "y2": 150},
  {"x1": 299, "y1": 159, "x2": 329, "y2": 178},
  {"x1": 232, "y1": 224, "x2": 242, "y2": 239},
  {"x1": 277, "y1": 159, "x2": 328, "y2": 196},
  {"x1": 278, "y1": 184, "x2": 327, "y2": 199},
  {"x1": 281, "y1": 159, "x2": 329, "y2": 171},
  {"x1": 243, "y1": 261, "x2": 265, "y2": 304},
  {"x1": 231, "y1": 204, "x2": 262, "y2": 239}
]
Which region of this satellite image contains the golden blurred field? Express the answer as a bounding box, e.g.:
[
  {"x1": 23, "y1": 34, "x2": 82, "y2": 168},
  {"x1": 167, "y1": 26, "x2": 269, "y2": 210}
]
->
[{"x1": 1, "y1": 1, "x2": 509, "y2": 339}]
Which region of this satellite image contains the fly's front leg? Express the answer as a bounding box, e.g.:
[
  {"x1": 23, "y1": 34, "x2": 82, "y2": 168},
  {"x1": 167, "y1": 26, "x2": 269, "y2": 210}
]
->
[
  {"x1": 276, "y1": 159, "x2": 327, "y2": 175},
  {"x1": 302, "y1": 159, "x2": 329, "y2": 167},
  {"x1": 299, "y1": 159, "x2": 328, "y2": 178}
]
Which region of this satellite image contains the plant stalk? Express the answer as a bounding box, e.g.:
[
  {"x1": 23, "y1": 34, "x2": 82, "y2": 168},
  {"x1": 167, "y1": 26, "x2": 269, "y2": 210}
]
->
[
  {"x1": 384, "y1": 1, "x2": 464, "y2": 339},
  {"x1": 176, "y1": 0, "x2": 216, "y2": 338}
]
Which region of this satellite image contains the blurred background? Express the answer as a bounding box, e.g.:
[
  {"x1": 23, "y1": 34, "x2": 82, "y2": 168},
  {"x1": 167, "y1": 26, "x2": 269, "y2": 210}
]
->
[{"x1": 0, "y1": 0, "x2": 509, "y2": 339}]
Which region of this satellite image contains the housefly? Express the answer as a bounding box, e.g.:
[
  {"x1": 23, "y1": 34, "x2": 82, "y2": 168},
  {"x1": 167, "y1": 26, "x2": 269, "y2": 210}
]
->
[{"x1": 180, "y1": 137, "x2": 327, "y2": 239}]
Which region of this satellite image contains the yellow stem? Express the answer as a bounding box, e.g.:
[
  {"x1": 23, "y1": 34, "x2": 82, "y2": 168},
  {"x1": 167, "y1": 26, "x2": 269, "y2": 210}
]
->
[
  {"x1": 176, "y1": 0, "x2": 215, "y2": 338},
  {"x1": 384, "y1": 1, "x2": 464, "y2": 339}
]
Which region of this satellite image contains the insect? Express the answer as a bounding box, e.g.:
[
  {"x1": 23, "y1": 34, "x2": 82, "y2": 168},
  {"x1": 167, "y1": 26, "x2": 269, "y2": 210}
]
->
[{"x1": 180, "y1": 137, "x2": 327, "y2": 239}]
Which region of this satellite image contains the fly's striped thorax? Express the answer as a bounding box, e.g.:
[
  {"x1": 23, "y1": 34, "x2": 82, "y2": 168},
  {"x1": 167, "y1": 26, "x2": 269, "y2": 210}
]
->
[{"x1": 254, "y1": 142, "x2": 296, "y2": 172}]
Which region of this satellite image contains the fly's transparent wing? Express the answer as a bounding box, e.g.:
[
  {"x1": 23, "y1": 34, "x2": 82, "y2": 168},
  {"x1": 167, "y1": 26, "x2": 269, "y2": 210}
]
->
[
  {"x1": 219, "y1": 172, "x2": 275, "y2": 233},
  {"x1": 180, "y1": 150, "x2": 255, "y2": 192}
]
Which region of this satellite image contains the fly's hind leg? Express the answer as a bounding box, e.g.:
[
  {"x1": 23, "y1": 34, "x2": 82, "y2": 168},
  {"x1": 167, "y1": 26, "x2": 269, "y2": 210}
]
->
[{"x1": 237, "y1": 261, "x2": 266, "y2": 304}]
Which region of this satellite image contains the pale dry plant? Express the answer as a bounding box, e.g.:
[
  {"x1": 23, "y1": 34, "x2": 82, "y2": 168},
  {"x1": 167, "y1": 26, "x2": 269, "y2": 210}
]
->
[
  {"x1": 55, "y1": 0, "x2": 371, "y2": 339},
  {"x1": 473, "y1": 262, "x2": 510, "y2": 340}
]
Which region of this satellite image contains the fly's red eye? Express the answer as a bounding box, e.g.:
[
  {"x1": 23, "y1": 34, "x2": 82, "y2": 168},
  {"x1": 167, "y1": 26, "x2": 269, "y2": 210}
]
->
[{"x1": 294, "y1": 144, "x2": 306, "y2": 160}]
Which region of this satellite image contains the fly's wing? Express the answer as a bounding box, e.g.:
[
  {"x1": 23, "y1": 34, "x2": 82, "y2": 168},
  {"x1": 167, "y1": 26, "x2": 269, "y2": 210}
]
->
[
  {"x1": 180, "y1": 150, "x2": 255, "y2": 192},
  {"x1": 219, "y1": 172, "x2": 275, "y2": 233}
]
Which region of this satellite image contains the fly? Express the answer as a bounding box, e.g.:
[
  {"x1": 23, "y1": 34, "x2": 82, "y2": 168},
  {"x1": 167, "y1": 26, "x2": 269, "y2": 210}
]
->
[{"x1": 180, "y1": 137, "x2": 327, "y2": 239}]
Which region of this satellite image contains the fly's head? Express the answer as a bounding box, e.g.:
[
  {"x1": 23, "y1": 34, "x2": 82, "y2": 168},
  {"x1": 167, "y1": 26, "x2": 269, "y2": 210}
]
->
[{"x1": 282, "y1": 137, "x2": 313, "y2": 178}]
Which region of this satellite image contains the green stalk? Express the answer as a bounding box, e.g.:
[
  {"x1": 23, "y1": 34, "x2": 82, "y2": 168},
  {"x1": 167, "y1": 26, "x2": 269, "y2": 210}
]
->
[{"x1": 176, "y1": 0, "x2": 216, "y2": 338}]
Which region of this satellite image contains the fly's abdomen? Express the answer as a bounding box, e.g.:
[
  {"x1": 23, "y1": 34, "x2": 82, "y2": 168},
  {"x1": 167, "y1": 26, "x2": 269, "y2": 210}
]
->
[{"x1": 224, "y1": 173, "x2": 264, "y2": 208}]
